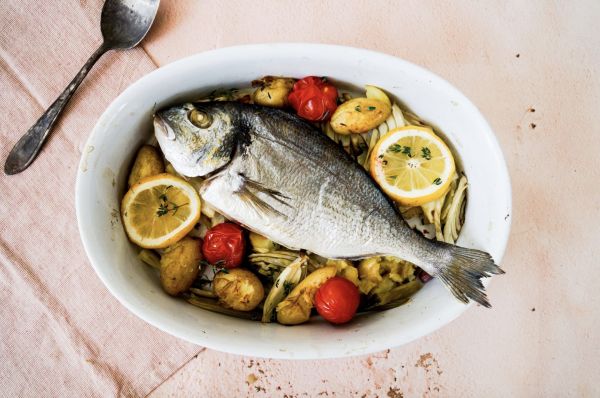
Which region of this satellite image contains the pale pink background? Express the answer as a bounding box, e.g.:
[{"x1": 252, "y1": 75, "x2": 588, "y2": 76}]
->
[{"x1": 1, "y1": 1, "x2": 599, "y2": 397}]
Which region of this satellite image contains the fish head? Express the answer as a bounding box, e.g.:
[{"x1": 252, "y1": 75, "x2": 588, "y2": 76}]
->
[{"x1": 154, "y1": 102, "x2": 238, "y2": 177}]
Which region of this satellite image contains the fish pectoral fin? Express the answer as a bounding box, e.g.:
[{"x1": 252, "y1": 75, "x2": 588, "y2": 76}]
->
[
  {"x1": 238, "y1": 173, "x2": 292, "y2": 208},
  {"x1": 234, "y1": 174, "x2": 289, "y2": 220},
  {"x1": 235, "y1": 185, "x2": 287, "y2": 220}
]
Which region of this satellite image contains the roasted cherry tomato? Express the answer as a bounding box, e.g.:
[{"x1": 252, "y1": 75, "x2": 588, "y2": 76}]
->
[
  {"x1": 201, "y1": 222, "x2": 246, "y2": 269},
  {"x1": 314, "y1": 277, "x2": 360, "y2": 324},
  {"x1": 418, "y1": 269, "x2": 432, "y2": 283},
  {"x1": 288, "y1": 76, "x2": 338, "y2": 121}
]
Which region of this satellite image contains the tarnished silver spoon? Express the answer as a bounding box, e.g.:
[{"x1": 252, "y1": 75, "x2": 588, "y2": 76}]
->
[{"x1": 4, "y1": 0, "x2": 160, "y2": 175}]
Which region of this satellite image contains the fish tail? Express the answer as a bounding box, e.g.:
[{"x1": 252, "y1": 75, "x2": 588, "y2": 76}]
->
[{"x1": 433, "y1": 245, "x2": 504, "y2": 308}]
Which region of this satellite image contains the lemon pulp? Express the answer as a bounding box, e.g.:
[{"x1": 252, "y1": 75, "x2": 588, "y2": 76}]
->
[{"x1": 370, "y1": 126, "x2": 455, "y2": 206}]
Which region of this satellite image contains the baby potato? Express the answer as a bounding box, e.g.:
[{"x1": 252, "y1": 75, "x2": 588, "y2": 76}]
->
[
  {"x1": 275, "y1": 290, "x2": 313, "y2": 325},
  {"x1": 160, "y1": 237, "x2": 202, "y2": 296},
  {"x1": 213, "y1": 268, "x2": 265, "y2": 311},
  {"x1": 252, "y1": 76, "x2": 295, "y2": 108},
  {"x1": 330, "y1": 98, "x2": 392, "y2": 135},
  {"x1": 128, "y1": 145, "x2": 165, "y2": 187},
  {"x1": 276, "y1": 266, "x2": 337, "y2": 325}
]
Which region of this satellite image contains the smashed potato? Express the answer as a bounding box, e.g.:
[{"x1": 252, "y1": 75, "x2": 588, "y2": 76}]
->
[
  {"x1": 213, "y1": 268, "x2": 265, "y2": 311},
  {"x1": 325, "y1": 259, "x2": 359, "y2": 286},
  {"x1": 276, "y1": 266, "x2": 336, "y2": 325},
  {"x1": 358, "y1": 256, "x2": 416, "y2": 295},
  {"x1": 160, "y1": 237, "x2": 202, "y2": 296},
  {"x1": 128, "y1": 145, "x2": 164, "y2": 187},
  {"x1": 330, "y1": 98, "x2": 392, "y2": 134},
  {"x1": 252, "y1": 76, "x2": 295, "y2": 108}
]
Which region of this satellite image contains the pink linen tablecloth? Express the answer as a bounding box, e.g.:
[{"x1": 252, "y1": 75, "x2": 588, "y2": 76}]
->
[
  {"x1": 0, "y1": 1, "x2": 201, "y2": 396},
  {"x1": 2, "y1": 1, "x2": 600, "y2": 397}
]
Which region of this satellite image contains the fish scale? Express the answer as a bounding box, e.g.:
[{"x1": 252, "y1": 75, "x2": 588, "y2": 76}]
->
[{"x1": 154, "y1": 101, "x2": 504, "y2": 307}]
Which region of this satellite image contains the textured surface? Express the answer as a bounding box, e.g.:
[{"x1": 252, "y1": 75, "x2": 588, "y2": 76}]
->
[{"x1": 2, "y1": 0, "x2": 599, "y2": 397}]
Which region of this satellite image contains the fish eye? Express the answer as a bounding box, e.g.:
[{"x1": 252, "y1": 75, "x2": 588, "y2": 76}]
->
[{"x1": 188, "y1": 108, "x2": 212, "y2": 128}]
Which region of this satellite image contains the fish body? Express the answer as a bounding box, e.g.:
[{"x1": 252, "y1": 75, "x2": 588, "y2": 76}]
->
[{"x1": 155, "y1": 101, "x2": 503, "y2": 306}]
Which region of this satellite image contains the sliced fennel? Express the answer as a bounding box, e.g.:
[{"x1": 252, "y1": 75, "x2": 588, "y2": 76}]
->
[{"x1": 262, "y1": 255, "x2": 308, "y2": 323}]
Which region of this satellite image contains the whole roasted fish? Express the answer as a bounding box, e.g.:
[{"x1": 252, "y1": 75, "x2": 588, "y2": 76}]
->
[{"x1": 154, "y1": 102, "x2": 503, "y2": 307}]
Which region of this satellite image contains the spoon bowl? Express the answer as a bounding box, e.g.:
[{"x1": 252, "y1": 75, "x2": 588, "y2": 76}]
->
[{"x1": 101, "y1": 0, "x2": 160, "y2": 49}]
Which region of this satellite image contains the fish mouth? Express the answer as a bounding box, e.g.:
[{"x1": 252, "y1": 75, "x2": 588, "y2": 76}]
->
[
  {"x1": 153, "y1": 114, "x2": 175, "y2": 140},
  {"x1": 153, "y1": 112, "x2": 206, "y2": 177}
]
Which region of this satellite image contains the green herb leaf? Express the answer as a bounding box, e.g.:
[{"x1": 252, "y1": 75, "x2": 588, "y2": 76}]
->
[
  {"x1": 156, "y1": 203, "x2": 169, "y2": 217},
  {"x1": 388, "y1": 144, "x2": 403, "y2": 153},
  {"x1": 402, "y1": 146, "x2": 413, "y2": 157},
  {"x1": 283, "y1": 281, "x2": 294, "y2": 296},
  {"x1": 156, "y1": 186, "x2": 188, "y2": 217},
  {"x1": 355, "y1": 105, "x2": 362, "y2": 112},
  {"x1": 156, "y1": 201, "x2": 188, "y2": 217},
  {"x1": 367, "y1": 106, "x2": 376, "y2": 111},
  {"x1": 421, "y1": 147, "x2": 432, "y2": 160},
  {"x1": 433, "y1": 177, "x2": 442, "y2": 185}
]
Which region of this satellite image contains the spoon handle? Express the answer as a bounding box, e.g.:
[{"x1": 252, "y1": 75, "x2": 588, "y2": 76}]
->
[{"x1": 4, "y1": 43, "x2": 109, "y2": 175}]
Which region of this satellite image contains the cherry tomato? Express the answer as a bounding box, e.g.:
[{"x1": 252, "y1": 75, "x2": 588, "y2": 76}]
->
[
  {"x1": 288, "y1": 76, "x2": 338, "y2": 121},
  {"x1": 418, "y1": 269, "x2": 432, "y2": 283},
  {"x1": 314, "y1": 277, "x2": 360, "y2": 324},
  {"x1": 201, "y1": 223, "x2": 246, "y2": 269}
]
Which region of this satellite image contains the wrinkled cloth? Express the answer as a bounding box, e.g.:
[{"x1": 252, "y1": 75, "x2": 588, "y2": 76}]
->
[{"x1": 0, "y1": 1, "x2": 200, "y2": 396}]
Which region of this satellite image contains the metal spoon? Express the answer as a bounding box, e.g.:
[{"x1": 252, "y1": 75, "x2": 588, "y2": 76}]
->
[{"x1": 4, "y1": 0, "x2": 160, "y2": 175}]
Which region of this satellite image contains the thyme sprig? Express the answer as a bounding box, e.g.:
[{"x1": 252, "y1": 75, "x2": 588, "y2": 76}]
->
[{"x1": 156, "y1": 185, "x2": 188, "y2": 217}]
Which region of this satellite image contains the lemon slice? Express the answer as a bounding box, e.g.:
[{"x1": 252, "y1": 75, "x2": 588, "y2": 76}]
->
[
  {"x1": 370, "y1": 126, "x2": 455, "y2": 206},
  {"x1": 121, "y1": 173, "x2": 201, "y2": 249}
]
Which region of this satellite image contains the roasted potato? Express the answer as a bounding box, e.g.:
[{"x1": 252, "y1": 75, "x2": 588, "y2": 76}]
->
[
  {"x1": 357, "y1": 257, "x2": 383, "y2": 294},
  {"x1": 128, "y1": 145, "x2": 165, "y2": 187},
  {"x1": 275, "y1": 289, "x2": 313, "y2": 325},
  {"x1": 252, "y1": 76, "x2": 295, "y2": 108},
  {"x1": 330, "y1": 98, "x2": 392, "y2": 135},
  {"x1": 358, "y1": 256, "x2": 416, "y2": 295},
  {"x1": 160, "y1": 237, "x2": 202, "y2": 296},
  {"x1": 325, "y1": 259, "x2": 359, "y2": 286},
  {"x1": 213, "y1": 268, "x2": 265, "y2": 311},
  {"x1": 276, "y1": 266, "x2": 337, "y2": 325}
]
